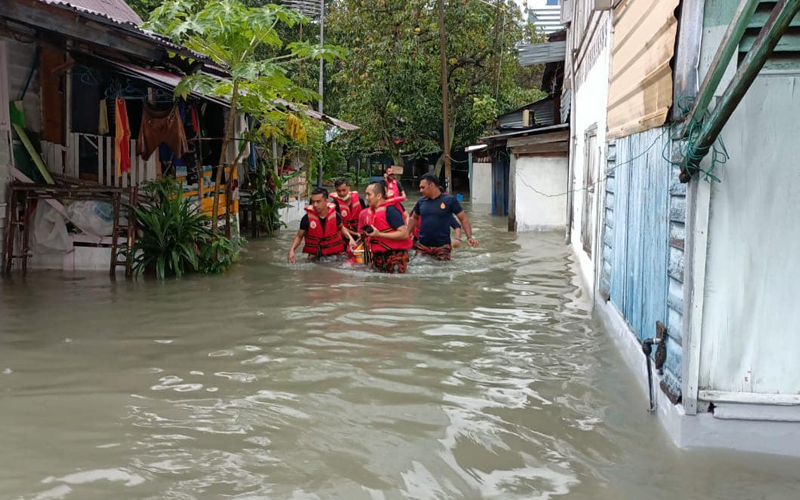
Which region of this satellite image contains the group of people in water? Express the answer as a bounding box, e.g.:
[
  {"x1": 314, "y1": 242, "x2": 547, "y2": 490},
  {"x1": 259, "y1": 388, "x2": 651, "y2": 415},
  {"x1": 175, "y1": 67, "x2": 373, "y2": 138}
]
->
[{"x1": 287, "y1": 166, "x2": 478, "y2": 274}]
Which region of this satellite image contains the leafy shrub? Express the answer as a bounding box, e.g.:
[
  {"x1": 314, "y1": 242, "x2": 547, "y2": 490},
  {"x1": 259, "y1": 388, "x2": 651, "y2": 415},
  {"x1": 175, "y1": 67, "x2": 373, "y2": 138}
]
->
[{"x1": 131, "y1": 177, "x2": 240, "y2": 278}]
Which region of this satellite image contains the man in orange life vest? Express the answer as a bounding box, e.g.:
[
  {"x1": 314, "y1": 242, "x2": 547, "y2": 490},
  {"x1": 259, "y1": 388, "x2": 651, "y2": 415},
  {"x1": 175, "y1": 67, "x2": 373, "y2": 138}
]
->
[
  {"x1": 383, "y1": 165, "x2": 405, "y2": 201},
  {"x1": 362, "y1": 181, "x2": 413, "y2": 274},
  {"x1": 330, "y1": 179, "x2": 366, "y2": 232},
  {"x1": 288, "y1": 187, "x2": 356, "y2": 263}
]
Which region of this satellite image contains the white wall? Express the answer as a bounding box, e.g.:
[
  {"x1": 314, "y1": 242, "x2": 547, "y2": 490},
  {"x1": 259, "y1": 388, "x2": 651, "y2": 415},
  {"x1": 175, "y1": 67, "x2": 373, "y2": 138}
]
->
[
  {"x1": 280, "y1": 198, "x2": 306, "y2": 226},
  {"x1": 471, "y1": 162, "x2": 492, "y2": 205},
  {"x1": 569, "y1": 17, "x2": 610, "y2": 290},
  {"x1": 698, "y1": 74, "x2": 800, "y2": 397},
  {"x1": 514, "y1": 156, "x2": 567, "y2": 231}
]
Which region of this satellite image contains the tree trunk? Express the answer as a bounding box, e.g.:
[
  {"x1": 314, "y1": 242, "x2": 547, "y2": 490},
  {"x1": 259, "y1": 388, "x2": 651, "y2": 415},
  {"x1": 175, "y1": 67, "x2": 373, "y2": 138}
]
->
[
  {"x1": 391, "y1": 146, "x2": 403, "y2": 168},
  {"x1": 211, "y1": 79, "x2": 240, "y2": 234}
]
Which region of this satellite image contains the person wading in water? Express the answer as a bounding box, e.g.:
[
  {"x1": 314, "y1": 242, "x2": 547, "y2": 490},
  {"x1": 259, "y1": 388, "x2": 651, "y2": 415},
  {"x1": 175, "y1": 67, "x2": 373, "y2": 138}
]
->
[
  {"x1": 383, "y1": 165, "x2": 405, "y2": 201},
  {"x1": 330, "y1": 179, "x2": 366, "y2": 232},
  {"x1": 407, "y1": 173, "x2": 478, "y2": 260},
  {"x1": 288, "y1": 187, "x2": 356, "y2": 263},
  {"x1": 362, "y1": 181, "x2": 413, "y2": 274}
]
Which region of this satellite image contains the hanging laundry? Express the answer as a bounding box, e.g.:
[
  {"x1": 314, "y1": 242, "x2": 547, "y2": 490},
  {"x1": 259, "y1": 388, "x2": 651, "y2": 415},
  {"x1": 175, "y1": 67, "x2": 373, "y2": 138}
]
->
[
  {"x1": 98, "y1": 99, "x2": 109, "y2": 135},
  {"x1": 190, "y1": 104, "x2": 200, "y2": 135},
  {"x1": 137, "y1": 104, "x2": 188, "y2": 161},
  {"x1": 115, "y1": 98, "x2": 131, "y2": 175}
]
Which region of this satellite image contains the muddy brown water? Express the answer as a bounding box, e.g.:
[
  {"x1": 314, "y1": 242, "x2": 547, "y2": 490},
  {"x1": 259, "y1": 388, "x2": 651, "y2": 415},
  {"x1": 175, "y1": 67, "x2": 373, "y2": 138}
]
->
[{"x1": 1, "y1": 202, "x2": 799, "y2": 499}]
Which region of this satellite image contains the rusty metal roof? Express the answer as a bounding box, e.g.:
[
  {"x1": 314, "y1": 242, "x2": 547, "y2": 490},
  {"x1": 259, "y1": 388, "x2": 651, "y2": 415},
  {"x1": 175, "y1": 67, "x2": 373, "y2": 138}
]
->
[
  {"x1": 106, "y1": 60, "x2": 359, "y2": 131},
  {"x1": 37, "y1": 0, "x2": 142, "y2": 26},
  {"x1": 21, "y1": 0, "x2": 217, "y2": 65}
]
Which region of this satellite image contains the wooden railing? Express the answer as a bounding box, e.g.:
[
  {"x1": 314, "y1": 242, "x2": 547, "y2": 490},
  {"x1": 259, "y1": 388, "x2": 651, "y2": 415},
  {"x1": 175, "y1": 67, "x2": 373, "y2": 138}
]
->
[{"x1": 43, "y1": 133, "x2": 158, "y2": 188}]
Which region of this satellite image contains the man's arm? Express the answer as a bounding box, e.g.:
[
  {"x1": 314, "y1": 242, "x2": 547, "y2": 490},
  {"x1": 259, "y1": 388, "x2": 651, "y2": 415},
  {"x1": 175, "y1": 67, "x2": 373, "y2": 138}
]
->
[
  {"x1": 340, "y1": 224, "x2": 357, "y2": 247},
  {"x1": 288, "y1": 229, "x2": 306, "y2": 262},
  {"x1": 372, "y1": 207, "x2": 409, "y2": 241},
  {"x1": 455, "y1": 211, "x2": 478, "y2": 247}
]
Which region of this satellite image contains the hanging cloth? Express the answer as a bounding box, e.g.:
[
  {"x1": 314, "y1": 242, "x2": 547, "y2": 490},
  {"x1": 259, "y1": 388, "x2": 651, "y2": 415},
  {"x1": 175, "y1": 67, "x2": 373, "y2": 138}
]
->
[
  {"x1": 190, "y1": 105, "x2": 200, "y2": 134},
  {"x1": 115, "y1": 98, "x2": 131, "y2": 175},
  {"x1": 137, "y1": 104, "x2": 188, "y2": 161},
  {"x1": 98, "y1": 99, "x2": 109, "y2": 135}
]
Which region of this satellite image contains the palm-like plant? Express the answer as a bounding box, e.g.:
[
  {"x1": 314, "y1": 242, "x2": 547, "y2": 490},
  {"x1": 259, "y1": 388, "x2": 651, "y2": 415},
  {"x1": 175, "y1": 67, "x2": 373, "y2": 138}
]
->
[
  {"x1": 131, "y1": 178, "x2": 240, "y2": 279},
  {"x1": 146, "y1": 0, "x2": 344, "y2": 233}
]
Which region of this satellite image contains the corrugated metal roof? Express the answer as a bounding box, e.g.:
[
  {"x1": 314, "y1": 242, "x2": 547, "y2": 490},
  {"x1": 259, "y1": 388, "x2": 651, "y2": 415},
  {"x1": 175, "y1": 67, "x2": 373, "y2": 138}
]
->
[
  {"x1": 497, "y1": 97, "x2": 558, "y2": 129},
  {"x1": 55, "y1": 0, "x2": 142, "y2": 25},
  {"x1": 480, "y1": 123, "x2": 569, "y2": 142},
  {"x1": 560, "y1": 88, "x2": 571, "y2": 123},
  {"x1": 23, "y1": 0, "x2": 216, "y2": 65},
  {"x1": 530, "y1": 6, "x2": 564, "y2": 35},
  {"x1": 519, "y1": 41, "x2": 566, "y2": 66},
  {"x1": 36, "y1": 0, "x2": 142, "y2": 26},
  {"x1": 106, "y1": 60, "x2": 359, "y2": 131}
]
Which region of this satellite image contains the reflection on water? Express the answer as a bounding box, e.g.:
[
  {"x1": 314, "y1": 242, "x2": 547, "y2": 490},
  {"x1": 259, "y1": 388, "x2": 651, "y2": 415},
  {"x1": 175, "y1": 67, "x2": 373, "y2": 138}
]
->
[{"x1": 1, "y1": 202, "x2": 799, "y2": 500}]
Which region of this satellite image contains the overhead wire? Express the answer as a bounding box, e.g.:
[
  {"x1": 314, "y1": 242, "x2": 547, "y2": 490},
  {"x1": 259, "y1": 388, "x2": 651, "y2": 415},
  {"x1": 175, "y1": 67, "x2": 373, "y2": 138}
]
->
[{"x1": 512, "y1": 93, "x2": 729, "y2": 198}]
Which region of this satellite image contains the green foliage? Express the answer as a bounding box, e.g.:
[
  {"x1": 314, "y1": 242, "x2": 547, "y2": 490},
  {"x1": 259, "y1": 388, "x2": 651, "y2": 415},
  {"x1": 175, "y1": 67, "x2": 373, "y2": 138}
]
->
[
  {"x1": 131, "y1": 178, "x2": 239, "y2": 279},
  {"x1": 326, "y1": 0, "x2": 546, "y2": 160},
  {"x1": 145, "y1": 0, "x2": 344, "y2": 112},
  {"x1": 255, "y1": 168, "x2": 301, "y2": 236}
]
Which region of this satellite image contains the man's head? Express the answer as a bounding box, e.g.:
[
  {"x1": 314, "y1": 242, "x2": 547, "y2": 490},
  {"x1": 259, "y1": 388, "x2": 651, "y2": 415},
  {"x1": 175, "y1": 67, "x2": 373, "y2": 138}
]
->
[
  {"x1": 310, "y1": 187, "x2": 329, "y2": 216},
  {"x1": 333, "y1": 179, "x2": 350, "y2": 199},
  {"x1": 384, "y1": 165, "x2": 394, "y2": 180},
  {"x1": 365, "y1": 181, "x2": 387, "y2": 208},
  {"x1": 419, "y1": 173, "x2": 441, "y2": 199}
]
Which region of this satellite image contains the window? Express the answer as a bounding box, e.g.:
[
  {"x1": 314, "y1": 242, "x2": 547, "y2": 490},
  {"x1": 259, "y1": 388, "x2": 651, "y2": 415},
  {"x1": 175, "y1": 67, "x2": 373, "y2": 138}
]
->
[
  {"x1": 547, "y1": 0, "x2": 560, "y2": 5},
  {"x1": 581, "y1": 126, "x2": 598, "y2": 257}
]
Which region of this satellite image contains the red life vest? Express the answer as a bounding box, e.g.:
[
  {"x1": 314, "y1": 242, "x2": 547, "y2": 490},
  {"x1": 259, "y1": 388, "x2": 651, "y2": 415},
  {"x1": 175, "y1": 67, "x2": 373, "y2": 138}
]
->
[
  {"x1": 386, "y1": 178, "x2": 402, "y2": 199},
  {"x1": 365, "y1": 198, "x2": 413, "y2": 253},
  {"x1": 302, "y1": 204, "x2": 345, "y2": 256},
  {"x1": 331, "y1": 191, "x2": 362, "y2": 231}
]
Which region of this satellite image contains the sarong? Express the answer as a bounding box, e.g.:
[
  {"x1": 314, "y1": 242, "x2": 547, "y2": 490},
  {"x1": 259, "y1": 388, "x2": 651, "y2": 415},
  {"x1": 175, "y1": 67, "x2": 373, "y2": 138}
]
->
[
  {"x1": 372, "y1": 249, "x2": 409, "y2": 274},
  {"x1": 414, "y1": 242, "x2": 452, "y2": 261}
]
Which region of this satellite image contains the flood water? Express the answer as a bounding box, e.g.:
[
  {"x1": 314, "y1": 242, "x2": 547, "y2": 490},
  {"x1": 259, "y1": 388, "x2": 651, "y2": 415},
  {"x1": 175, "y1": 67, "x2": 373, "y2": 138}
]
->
[{"x1": 1, "y1": 201, "x2": 799, "y2": 500}]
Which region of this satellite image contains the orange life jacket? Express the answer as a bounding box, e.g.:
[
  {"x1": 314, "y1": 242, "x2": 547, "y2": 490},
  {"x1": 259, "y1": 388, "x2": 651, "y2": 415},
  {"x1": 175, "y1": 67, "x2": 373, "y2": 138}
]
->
[
  {"x1": 386, "y1": 178, "x2": 401, "y2": 199},
  {"x1": 331, "y1": 191, "x2": 362, "y2": 231},
  {"x1": 365, "y1": 198, "x2": 413, "y2": 253},
  {"x1": 302, "y1": 204, "x2": 345, "y2": 256}
]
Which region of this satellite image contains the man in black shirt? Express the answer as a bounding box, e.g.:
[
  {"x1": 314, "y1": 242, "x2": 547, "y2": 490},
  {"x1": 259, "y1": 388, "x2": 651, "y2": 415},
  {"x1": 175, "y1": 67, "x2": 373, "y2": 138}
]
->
[
  {"x1": 408, "y1": 174, "x2": 478, "y2": 261},
  {"x1": 288, "y1": 188, "x2": 355, "y2": 263}
]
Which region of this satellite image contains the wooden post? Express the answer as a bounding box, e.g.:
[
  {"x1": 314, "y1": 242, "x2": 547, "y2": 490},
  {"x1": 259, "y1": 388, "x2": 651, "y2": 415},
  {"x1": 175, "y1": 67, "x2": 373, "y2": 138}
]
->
[
  {"x1": 688, "y1": 0, "x2": 800, "y2": 169},
  {"x1": 437, "y1": 0, "x2": 452, "y2": 192}
]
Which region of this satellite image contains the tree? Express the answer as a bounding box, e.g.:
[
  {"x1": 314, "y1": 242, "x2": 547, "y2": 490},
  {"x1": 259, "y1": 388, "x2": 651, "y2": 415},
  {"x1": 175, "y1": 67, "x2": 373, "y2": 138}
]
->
[
  {"x1": 146, "y1": 0, "x2": 343, "y2": 233},
  {"x1": 325, "y1": 0, "x2": 545, "y2": 173}
]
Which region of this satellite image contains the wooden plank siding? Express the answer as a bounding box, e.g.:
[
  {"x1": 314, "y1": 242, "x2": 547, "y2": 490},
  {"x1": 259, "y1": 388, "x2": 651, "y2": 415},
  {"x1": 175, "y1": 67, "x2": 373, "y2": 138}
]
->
[
  {"x1": 602, "y1": 126, "x2": 684, "y2": 401},
  {"x1": 606, "y1": 0, "x2": 680, "y2": 140}
]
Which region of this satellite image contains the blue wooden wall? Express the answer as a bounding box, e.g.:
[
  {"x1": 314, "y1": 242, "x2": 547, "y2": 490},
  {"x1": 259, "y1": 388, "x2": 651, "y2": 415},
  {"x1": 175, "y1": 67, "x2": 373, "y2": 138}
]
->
[
  {"x1": 600, "y1": 126, "x2": 684, "y2": 401},
  {"x1": 491, "y1": 150, "x2": 510, "y2": 216}
]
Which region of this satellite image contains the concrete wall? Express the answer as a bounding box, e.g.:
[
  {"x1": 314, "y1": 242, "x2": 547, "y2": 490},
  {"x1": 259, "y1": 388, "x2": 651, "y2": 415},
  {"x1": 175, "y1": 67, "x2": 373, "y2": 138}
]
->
[
  {"x1": 471, "y1": 162, "x2": 492, "y2": 205},
  {"x1": 569, "y1": 16, "x2": 610, "y2": 290},
  {"x1": 513, "y1": 156, "x2": 567, "y2": 232},
  {"x1": 698, "y1": 74, "x2": 800, "y2": 398}
]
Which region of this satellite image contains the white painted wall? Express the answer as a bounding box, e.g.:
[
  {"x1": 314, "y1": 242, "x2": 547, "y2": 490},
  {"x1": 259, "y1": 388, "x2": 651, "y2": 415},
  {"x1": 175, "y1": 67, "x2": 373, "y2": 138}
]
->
[
  {"x1": 471, "y1": 162, "x2": 492, "y2": 205},
  {"x1": 514, "y1": 156, "x2": 567, "y2": 231},
  {"x1": 569, "y1": 17, "x2": 610, "y2": 290},
  {"x1": 698, "y1": 74, "x2": 800, "y2": 397},
  {"x1": 280, "y1": 198, "x2": 306, "y2": 226}
]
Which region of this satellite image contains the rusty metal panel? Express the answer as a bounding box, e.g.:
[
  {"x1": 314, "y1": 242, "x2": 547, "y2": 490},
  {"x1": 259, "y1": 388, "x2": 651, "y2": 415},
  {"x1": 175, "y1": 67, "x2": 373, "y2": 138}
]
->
[
  {"x1": 606, "y1": 0, "x2": 680, "y2": 140},
  {"x1": 39, "y1": 0, "x2": 143, "y2": 26}
]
